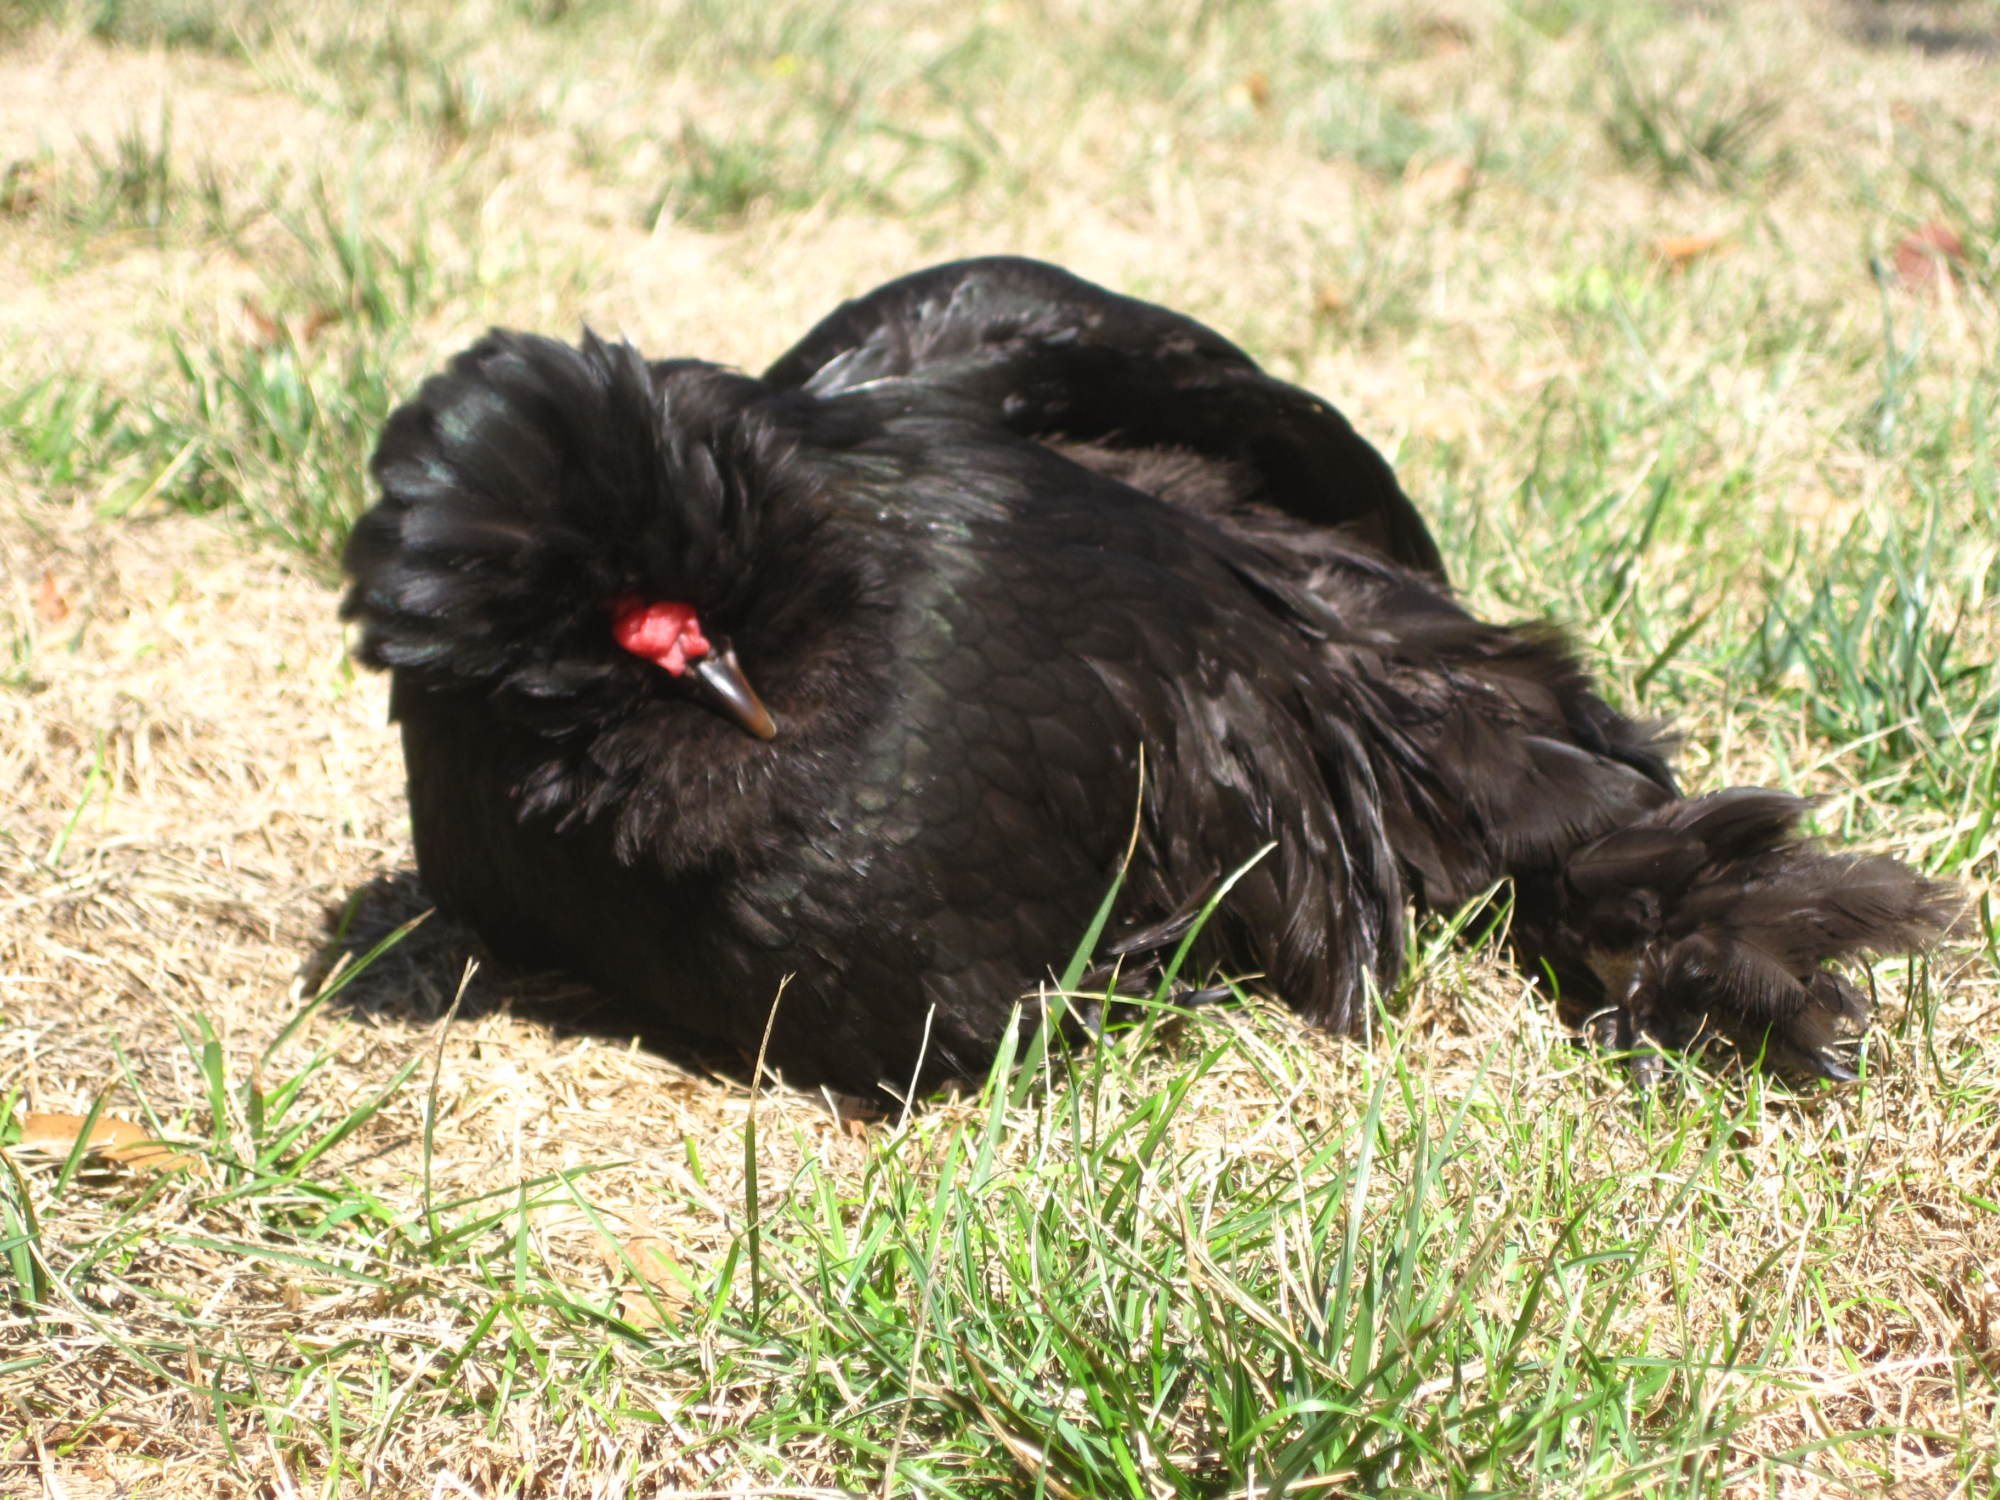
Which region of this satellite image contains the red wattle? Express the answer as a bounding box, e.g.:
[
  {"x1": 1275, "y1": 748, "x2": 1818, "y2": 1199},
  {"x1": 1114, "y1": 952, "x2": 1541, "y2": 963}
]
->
[{"x1": 610, "y1": 599, "x2": 711, "y2": 676}]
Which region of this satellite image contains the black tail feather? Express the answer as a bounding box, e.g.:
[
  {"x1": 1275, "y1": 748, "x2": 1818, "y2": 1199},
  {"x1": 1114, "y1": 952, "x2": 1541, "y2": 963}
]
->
[{"x1": 1539, "y1": 790, "x2": 1956, "y2": 1077}]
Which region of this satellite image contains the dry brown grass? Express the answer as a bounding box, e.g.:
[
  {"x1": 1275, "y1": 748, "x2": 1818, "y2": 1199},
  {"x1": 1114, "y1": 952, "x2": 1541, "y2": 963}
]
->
[{"x1": 1, "y1": 1, "x2": 1996, "y2": 1495}]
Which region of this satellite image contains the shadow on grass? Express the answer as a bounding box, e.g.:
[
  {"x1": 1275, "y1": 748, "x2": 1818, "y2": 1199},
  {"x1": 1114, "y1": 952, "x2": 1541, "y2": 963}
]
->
[
  {"x1": 1846, "y1": 0, "x2": 1999, "y2": 57},
  {"x1": 300, "y1": 868, "x2": 762, "y2": 1090}
]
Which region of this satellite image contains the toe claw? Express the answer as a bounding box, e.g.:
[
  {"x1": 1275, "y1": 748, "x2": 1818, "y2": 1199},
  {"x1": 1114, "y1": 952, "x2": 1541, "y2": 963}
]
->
[
  {"x1": 1586, "y1": 1005, "x2": 1634, "y2": 1053},
  {"x1": 1794, "y1": 1045, "x2": 1860, "y2": 1083},
  {"x1": 1583, "y1": 1006, "x2": 1665, "y2": 1090},
  {"x1": 1625, "y1": 1043, "x2": 1665, "y2": 1093},
  {"x1": 1178, "y1": 983, "x2": 1235, "y2": 1008}
]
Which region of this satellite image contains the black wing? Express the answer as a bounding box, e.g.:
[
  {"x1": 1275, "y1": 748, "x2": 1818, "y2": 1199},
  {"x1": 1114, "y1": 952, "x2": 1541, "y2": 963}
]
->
[{"x1": 762, "y1": 257, "x2": 1446, "y2": 576}]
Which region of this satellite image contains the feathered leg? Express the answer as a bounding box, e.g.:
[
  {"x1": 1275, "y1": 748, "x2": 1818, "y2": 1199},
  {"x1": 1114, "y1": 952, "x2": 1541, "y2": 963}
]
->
[{"x1": 1519, "y1": 789, "x2": 1954, "y2": 1078}]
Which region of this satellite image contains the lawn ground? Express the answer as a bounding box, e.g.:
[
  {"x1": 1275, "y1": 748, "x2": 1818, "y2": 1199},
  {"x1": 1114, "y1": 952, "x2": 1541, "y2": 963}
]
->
[{"x1": 1, "y1": 2, "x2": 1996, "y2": 1495}]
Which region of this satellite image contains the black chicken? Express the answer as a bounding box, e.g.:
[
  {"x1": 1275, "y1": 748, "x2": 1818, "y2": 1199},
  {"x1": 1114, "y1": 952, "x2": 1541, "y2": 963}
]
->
[{"x1": 341, "y1": 257, "x2": 1951, "y2": 1099}]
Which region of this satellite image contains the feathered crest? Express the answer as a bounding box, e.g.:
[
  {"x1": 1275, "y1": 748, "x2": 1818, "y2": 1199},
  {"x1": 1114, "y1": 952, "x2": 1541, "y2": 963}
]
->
[{"x1": 341, "y1": 329, "x2": 786, "y2": 726}]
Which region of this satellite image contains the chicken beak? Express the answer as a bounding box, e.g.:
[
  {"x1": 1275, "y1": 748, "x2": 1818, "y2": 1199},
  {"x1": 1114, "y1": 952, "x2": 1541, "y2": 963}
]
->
[{"x1": 689, "y1": 644, "x2": 778, "y2": 740}]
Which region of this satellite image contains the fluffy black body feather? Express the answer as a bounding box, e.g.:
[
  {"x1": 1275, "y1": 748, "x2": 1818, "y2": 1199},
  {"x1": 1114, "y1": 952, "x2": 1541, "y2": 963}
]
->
[{"x1": 342, "y1": 257, "x2": 1952, "y2": 1098}]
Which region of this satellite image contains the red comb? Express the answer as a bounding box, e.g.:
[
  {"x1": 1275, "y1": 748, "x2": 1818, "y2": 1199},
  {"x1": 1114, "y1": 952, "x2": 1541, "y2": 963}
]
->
[{"x1": 610, "y1": 599, "x2": 711, "y2": 676}]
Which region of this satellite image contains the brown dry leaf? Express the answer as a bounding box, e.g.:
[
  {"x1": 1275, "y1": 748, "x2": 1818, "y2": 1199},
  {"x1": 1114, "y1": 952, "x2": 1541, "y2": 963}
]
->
[
  {"x1": 606, "y1": 1233, "x2": 695, "y2": 1329},
  {"x1": 1404, "y1": 157, "x2": 1476, "y2": 209},
  {"x1": 1243, "y1": 71, "x2": 1271, "y2": 112},
  {"x1": 1418, "y1": 16, "x2": 1474, "y2": 52},
  {"x1": 0, "y1": 158, "x2": 43, "y2": 215},
  {"x1": 299, "y1": 306, "x2": 340, "y2": 343},
  {"x1": 240, "y1": 297, "x2": 283, "y2": 349},
  {"x1": 15, "y1": 1111, "x2": 198, "y2": 1174},
  {"x1": 1653, "y1": 233, "x2": 1726, "y2": 269},
  {"x1": 1892, "y1": 221, "x2": 1968, "y2": 287},
  {"x1": 33, "y1": 570, "x2": 70, "y2": 624},
  {"x1": 819, "y1": 1087, "x2": 887, "y2": 1133},
  {"x1": 617, "y1": 1289, "x2": 669, "y2": 1329},
  {"x1": 619, "y1": 1234, "x2": 689, "y2": 1293}
]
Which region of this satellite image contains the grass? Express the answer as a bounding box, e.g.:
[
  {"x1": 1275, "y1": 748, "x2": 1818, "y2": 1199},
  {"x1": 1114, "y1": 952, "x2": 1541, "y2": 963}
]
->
[
  {"x1": 1, "y1": 0, "x2": 1996, "y2": 1496},
  {"x1": 1600, "y1": 51, "x2": 1787, "y2": 190},
  {"x1": 10, "y1": 938, "x2": 1986, "y2": 1497}
]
